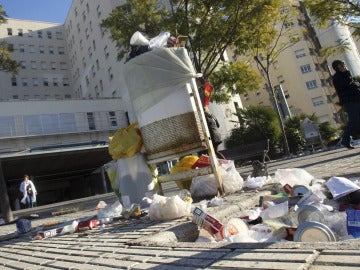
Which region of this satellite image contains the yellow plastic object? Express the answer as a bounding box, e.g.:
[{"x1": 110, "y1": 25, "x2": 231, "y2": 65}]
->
[
  {"x1": 170, "y1": 155, "x2": 199, "y2": 190},
  {"x1": 108, "y1": 121, "x2": 143, "y2": 160}
]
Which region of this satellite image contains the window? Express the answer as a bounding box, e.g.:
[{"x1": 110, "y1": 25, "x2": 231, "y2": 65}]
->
[
  {"x1": 47, "y1": 31, "x2": 52, "y2": 39},
  {"x1": 20, "y1": 61, "x2": 26, "y2": 69},
  {"x1": 108, "y1": 111, "x2": 118, "y2": 127},
  {"x1": 53, "y1": 78, "x2": 58, "y2": 86},
  {"x1": 295, "y1": 49, "x2": 306, "y2": 58},
  {"x1": 28, "y1": 30, "x2": 33, "y2": 37},
  {"x1": 108, "y1": 67, "x2": 113, "y2": 80},
  {"x1": 7, "y1": 43, "x2": 14, "y2": 51},
  {"x1": 300, "y1": 64, "x2": 312, "y2": 73},
  {"x1": 87, "y1": 112, "x2": 96, "y2": 130},
  {"x1": 104, "y1": 46, "x2": 109, "y2": 58},
  {"x1": 82, "y1": 57, "x2": 86, "y2": 68},
  {"x1": 12, "y1": 95, "x2": 19, "y2": 99},
  {"x1": 88, "y1": 46, "x2": 92, "y2": 58},
  {"x1": 91, "y1": 65, "x2": 95, "y2": 77},
  {"x1": 63, "y1": 78, "x2": 69, "y2": 86},
  {"x1": 306, "y1": 80, "x2": 317, "y2": 90},
  {"x1": 273, "y1": 61, "x2": 279, "y2": 69},
  {"x1": 82, "y1": 11, "x2": 86, "y2": 22},
  {"x1": 59, "y1": 113, "x2": 76, "y2": 132},
  {"x1": 284, "y1": 21, "x2": 294, "y2": 29},
  {"x1": 51, "y1": 62, "x2": 56, "y2": 70},
  {"x1": 312, "y1": 96, "x2": 324, "y2": 106},
  {"x1": 37, "y1": 30, "x2": 42, "y2": 38},
  {"x1": 85, "y1": 75, "x2": 89, "y2": 86},
  {"x1": 41, "y1": 61, "x2": 47, "y2": 70},
  {"x1": 43, "y1": 78, "x2": 49, "y2": 86},
  {"x1": 39, "y1": 46, "x2": 45, "y2": 53},
  {"x1": 97, "y1": 5, "x2": 101, "y2": 17},
  {"x1": 31, "y1": 61, "x2": 37, "y2": 69},
  {"x1": 99, "y1": 80, "x2": 103, "y2": 91},
  {"x1": 0, "y1": 116, "x2": 16, "y2": 137},
  {"x1": 22, "y1": 78, "x2": 28, "y2": 86},
  {"x1": 85, "y1": 28, "x2": 89, "y2": 39},
  {"x1": 49, "y1": 46, "x2": 54, "y2": 54},
  {"x1": 56, "y1": 32, "x2": 63, "y2": 39},
  {"x1": 93, "y1": 40, "x2": 96, "y2": 50},
  {"x1": 96, "y1": 59, "x2": 100, "y2": 70},
  {"x1": 18, "y1": 29, "x2": 23, "y2": 36},
  {"x1": 11, "y1": 77, "x2": 17, "y2": 86},
  {"x1": 60, "y1": 62, "x2": 67, "y2": 70},
  {"x1": 33, "y1": 78, "x2": 39, "y2": 86},
  {"x1": 58, "y1": 47, "x2": 65, "y2": 55},
  {"x1": 29, "y1": 45, "x2": 35, "y2": 53},
  {"x1": 7, "y1": 28, "x2": 12, "y2": 35},
  {"x1": 19, "y1": 44, "x2": 25, "y2": 52}
]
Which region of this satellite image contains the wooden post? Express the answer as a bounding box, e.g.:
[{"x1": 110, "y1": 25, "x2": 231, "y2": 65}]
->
[
  {"x1": 0, "y1": 161, "x2": 14, "y2": 223},
  {"x1": 187, "y1": 79, "x2": 224, "y2": 195}
]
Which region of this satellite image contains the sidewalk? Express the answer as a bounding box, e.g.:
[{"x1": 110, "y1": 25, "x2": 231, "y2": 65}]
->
[{"x1": 0, "y1": 146, "x2": 360, "y2": 269}]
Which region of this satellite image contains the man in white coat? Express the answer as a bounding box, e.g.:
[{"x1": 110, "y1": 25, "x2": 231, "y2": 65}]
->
[{"x1": 20, "y1": 174, "x2": 37, "y2": 208}]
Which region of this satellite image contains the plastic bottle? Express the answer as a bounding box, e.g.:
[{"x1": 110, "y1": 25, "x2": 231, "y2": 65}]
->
[{"x1": 60, "y1": 220, "x2": 78, "y2": 235}]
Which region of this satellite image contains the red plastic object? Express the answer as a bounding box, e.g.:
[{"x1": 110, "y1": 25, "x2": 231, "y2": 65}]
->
[{"x1": 77, "y1": 219, "x2": 100, "y2": 231}]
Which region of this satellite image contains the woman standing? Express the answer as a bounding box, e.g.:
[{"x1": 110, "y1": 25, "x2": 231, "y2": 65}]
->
[{"x1": 20, "y1": 174, "x2": 37, "y2": 208}]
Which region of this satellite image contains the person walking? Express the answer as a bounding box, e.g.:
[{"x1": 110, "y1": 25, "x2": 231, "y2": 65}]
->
[
  {"x1": 20, "y1": 174, "x2": 37, "y2": 208},
  {"x1": 332, "y1": 60, "x2": 360, "y2": 149},
  {"x1": 203, "y1": 106, "x2": 225, "y2": 159}
]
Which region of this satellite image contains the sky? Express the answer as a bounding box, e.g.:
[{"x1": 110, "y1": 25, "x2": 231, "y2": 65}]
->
[{"x1": 1, "y1": 0, "x2": 73, "y2": 24}]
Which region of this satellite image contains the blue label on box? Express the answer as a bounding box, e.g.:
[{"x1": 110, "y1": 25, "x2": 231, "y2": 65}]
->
[{"x1": 346, "y1": 209, "x2": 360, "y2": 238}]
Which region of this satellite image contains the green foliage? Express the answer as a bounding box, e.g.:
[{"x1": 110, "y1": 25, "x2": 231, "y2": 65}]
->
[
  {"x1": 284, "y1": 114, "x2": 338, "y2": 154},
  {"x1": 210, "y1": 61, "x2": 262, "y2": 103},
  {"x1": 101, "y1": 0, "x2": 284, "y2": 102},
  {"x1": 0, "y1": 6, "x2": 19, "y2": 74},
  {"x1": 225, "y1": 106, "x2": 281, "y2": 155},
  {"x1": 318, "y1": 121, "x2": 338, "y2": 144},
  {"x1": 303, "y1": 0, "x2": 360, "y2": 38},
  {"x1": 101, "y1": 0, "x2": 168, "y2": 60}
]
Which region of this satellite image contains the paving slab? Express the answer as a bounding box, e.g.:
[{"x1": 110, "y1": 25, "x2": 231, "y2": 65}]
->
[{"x1": 1, "y1": 146, "x2": 360, "y2": 269}]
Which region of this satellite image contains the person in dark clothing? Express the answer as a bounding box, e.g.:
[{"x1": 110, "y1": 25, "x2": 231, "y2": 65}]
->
[
  {"x1": 203, "y1": 107, "x2": 225, "y2": 159},
  {"x1": 332, "y1": 60, "x2": 360, "y2": 149}
]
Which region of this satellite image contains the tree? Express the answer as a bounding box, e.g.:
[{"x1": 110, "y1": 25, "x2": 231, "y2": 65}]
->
[
  {"x1": 0, "y1": 5, "x2": 19, "y2": 74},
  {"x1": 303, "y1": 0, "x2": 360, "y2": 37},
  {"x1": 101, "y1": 0, "x2": 282, "y2": 101},
  {"x1": 210, "y1": 61, "x2": 261, "y2": 103},
  {"x1": 225, "y1": 106, "x2": 281, "y2": 157},
  {"x1": 284, "y1": 114, "x2": 338, "y2": 154},
  {"x1": 245, "y1": 2, "x2": 301, "y2": 156}
]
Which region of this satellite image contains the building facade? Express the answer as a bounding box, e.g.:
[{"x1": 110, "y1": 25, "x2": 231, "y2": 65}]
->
[{"x1": 238, "y1": 1, "x2": 343, "y2": 129}]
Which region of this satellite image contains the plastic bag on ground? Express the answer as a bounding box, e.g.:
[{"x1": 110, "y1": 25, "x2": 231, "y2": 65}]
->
[
  {"x1": 246, "y1": 176, "x2": 267, "y2": 189},
  {"x1": 190, "y1": 161, "x2": 244, "y2": 198},
  {"x1": 274, "y1": 168, "x2": 314, "y2": 187},
  {"x1": 148, "y1": 194, "x2": 192, "y2": 221},
  {"x1": 115, "y1": 153, "x2": 154, "y2": 208},
  {"x1": 97, "y1": 200, "x2": 123, "y2": 220},
  {"x1": 325, "y1": 176, "x2": 360, "y2": 200}
]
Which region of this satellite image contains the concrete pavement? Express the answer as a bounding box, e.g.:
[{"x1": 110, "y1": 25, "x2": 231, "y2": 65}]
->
[{"x1": 0, "y1": 146, "x2": 360, "y2": 269}]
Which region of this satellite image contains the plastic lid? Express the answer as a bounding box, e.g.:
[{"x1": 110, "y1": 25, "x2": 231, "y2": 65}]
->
[
  {"x1": 294, "y1": 221, "x2": 336, "y2": 242},
  {"x1": 296, "y1": 204, "x2": 325, "y2": 224}
]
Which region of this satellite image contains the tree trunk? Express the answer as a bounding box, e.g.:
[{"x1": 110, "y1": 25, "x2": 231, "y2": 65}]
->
[{"x1": 0, "y1": 161, "x2": 13, "y2": 223}]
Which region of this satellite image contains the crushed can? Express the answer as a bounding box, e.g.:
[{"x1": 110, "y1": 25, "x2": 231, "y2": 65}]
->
[{"x1": 77, "y1": 219, "x2": 100, "y2": 231}]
